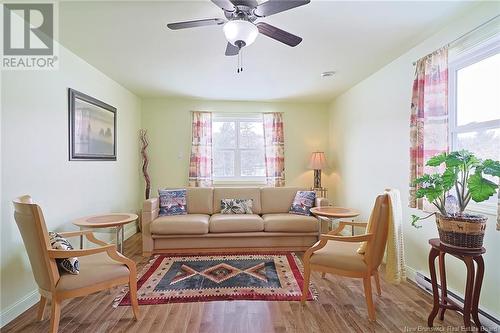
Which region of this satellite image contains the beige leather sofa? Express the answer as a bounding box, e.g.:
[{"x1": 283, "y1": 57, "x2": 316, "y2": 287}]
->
[{"x1": 142, "y1": 187, "x2": 327, "y2": 256}]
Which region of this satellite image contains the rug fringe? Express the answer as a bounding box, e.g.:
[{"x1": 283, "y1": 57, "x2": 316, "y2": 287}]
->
[{"x1": 112, "y1": 254, "x2": 159, "y2": 308}]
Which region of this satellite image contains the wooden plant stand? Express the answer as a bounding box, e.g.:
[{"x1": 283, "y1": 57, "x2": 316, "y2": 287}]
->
[{"x1": 427, "y1": 238, "x2": 486, "y2": 332}]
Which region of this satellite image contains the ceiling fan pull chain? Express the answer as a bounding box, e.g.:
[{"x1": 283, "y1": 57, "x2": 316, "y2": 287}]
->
[
  {"x1": 237, "y1": 51, "x2": 240, "y2": 73},
  {"x1": 241, "y1": 48, "x2": 244, "y2": 72}
]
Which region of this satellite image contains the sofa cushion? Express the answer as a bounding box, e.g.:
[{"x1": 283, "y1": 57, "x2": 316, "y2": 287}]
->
[
  {"x1": 213, "y1": 188, "x2": 261, "y2": 214},
  {"x1": 186, "y1": 187, "x2": 214, "y2": 214},
  {"x1": 260, "y1": 187, "x2": 306, "y2": 214},
  {"x1": 309, "y1": 241, "x2": 367, "y2": 272},
  {"x1": 262, "y1": 213, "x2": 319, "y2": 233},
  {"x1": 209, "y1": 214, "x2": 264, "y2": 233},
  {"x1": 150, "y1": 214, "x2": 209, "y2": 235}
]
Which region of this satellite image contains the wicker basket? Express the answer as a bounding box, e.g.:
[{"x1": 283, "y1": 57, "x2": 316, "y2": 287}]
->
[{"x1": 436, "y1": 214, "x2": 487, "y2": 249}]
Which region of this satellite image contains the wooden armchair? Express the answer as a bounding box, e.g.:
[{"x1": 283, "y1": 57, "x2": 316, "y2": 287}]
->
[
  {"x1": 12, "y1": 195, "x2": 139, "y2": 333},
  {"x1": 301, "y1": 194, "x2": 390, "y2": 321}
]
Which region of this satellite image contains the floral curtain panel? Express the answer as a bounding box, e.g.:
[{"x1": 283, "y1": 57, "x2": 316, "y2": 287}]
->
[
  {"x1": 263, "y1": 112, "x2": 285, "y2": 187},
  {"x1": 409, "y1": 47, "x2": 449, "y2": 209},
  {"x1": 188, "y1": 112, "x2": 213, "y2": 187}
]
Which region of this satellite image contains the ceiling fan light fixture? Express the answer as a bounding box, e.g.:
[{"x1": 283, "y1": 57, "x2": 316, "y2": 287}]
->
[{"x1": 223, "y1": 20, "x2": 258, "y2": 48}]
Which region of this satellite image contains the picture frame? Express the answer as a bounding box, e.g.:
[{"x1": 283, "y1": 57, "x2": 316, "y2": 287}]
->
[{"x1": 68, "y1": 88, "x2": 117, "y2": 161}]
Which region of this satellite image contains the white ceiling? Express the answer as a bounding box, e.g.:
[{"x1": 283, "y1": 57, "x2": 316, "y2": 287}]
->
[{"x1": 59, "y1": 1, "x2": 477, "y2": 102}]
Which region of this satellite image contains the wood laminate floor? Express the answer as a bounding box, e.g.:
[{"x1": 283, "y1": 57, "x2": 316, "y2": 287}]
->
[{"x1": 2, "y1": 233, "x2": 465, "y2": 333}]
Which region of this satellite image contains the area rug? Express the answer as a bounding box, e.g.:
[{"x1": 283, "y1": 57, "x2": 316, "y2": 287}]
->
[{"x1": 114, "y1": 252, "x2": 316, "y2": 306}]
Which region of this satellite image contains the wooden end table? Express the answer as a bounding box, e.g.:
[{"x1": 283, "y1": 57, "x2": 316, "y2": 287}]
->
[
  {"x1": 427, "y1": 238, "x2": 486, "y2": 332},
  {"x1": 309, "y1": 207, "x2": 360, "y2": 235},
  {"x1": 72, "y1": 213, "x2": 138, "y2": 253}
]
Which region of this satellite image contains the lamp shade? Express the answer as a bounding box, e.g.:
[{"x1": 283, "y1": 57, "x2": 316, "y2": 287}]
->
[
  {"x1": 308, "y1": 152, "x2": 327, "y2": 170},
  {"x1": 223, "y1": 20, "x2": 258, "y2": 47}
]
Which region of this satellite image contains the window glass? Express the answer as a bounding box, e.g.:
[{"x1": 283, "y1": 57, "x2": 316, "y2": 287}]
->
[
  {"x1": 213, "y1": 122, "x2": 236, "y2": 149},
  {"x1": 212, "y1": 116, "x2": 266, "y2": 181},
  {"x1": 456, "y1": 53, "x2": 500, "y2": 126}
]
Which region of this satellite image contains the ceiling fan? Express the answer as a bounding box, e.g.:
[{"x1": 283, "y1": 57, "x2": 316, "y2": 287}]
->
[{"x1": 167, "y1": 0, "x2": 310, "y2": 72}]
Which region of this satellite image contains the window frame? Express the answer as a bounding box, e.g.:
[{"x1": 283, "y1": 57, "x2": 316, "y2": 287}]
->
[
  {"x1": 212, "y1": 113, "x2": 266, "y2": 185},
  {"x1": 448, "y1": 40, "x2": 500, "y2": 215}
]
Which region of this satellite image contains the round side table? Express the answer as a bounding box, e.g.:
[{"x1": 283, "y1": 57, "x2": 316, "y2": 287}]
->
[
  {"x1": 309, "y1": 207, "x2": 360, "y2": 235},
  {"x1": 72, "y1": 213, "x2": 138, "y2": 253},
  {"x1": 427, "y1": 238, "x2": 486, "y2": 332}
]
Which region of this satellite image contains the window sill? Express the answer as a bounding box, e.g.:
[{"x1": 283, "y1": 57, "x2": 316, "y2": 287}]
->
[{"x1": 464, "y1": 203, "x2": 497, "y2": 217}]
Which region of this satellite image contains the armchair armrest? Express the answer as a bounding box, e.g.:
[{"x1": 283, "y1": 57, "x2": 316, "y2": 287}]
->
[
  {"x1": 330, "y1": 221, "x2": 368, "y2": 235},
  {"x1": 48, "y1": 244, "x2": 116, "y2": 258},
  {"x1": 58, "y1": 230, "x2": 108, "y2": 246},
  {"x1": 320, "y1": 233, "x2": 373, "y2": 243},
  {"x1": 303, "y1": 232, "x2": 374, "y2": 263},
  {"x1": 48, "y1": 244, "x2": 136, "y2": 270}
]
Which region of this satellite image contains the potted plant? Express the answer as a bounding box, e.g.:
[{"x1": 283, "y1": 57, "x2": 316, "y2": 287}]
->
[{"x1": 411, "y1": 150, "x2": 500, "y2": 249}]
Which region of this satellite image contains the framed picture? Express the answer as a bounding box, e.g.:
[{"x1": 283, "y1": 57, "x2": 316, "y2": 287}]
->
[{"x1": 68, "y1": 88, "x2": 116, "y2": 161}]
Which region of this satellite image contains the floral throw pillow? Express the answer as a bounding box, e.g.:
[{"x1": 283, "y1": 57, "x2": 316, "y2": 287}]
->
[
  {"x1": 221, "y1": 199, "x2": 253, "y2": 214},
  {"x1": 48, "y1": 232, "x2": 79, "y2": 275},
  {"x1": 289, "y1": 191, "x2": 316, "y2": 216},
  {"x1": 159, "y1": 189, "x2": 187, "y2": 216}
]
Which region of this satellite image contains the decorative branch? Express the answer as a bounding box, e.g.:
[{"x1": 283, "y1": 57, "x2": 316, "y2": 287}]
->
[{"x1": 139, "y1": 129, "x2": 151, "y2": 200}]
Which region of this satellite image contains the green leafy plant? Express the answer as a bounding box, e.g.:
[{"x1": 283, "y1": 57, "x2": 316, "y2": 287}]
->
[{"x1": 411, "y1": 150, "x2": 500, "y2": 228}]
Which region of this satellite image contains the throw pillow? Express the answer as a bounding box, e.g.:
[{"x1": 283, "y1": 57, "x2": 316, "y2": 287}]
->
[
  {"x1": 289, "y1": 191, "x2": 316, "y2": 216},
  {"x1": 159, "y1": 189, "x2": 187, "y2": 216},
  {"x1": 221, "y1": 199, "x2": 253, "y2": 214},
  {"x1": 48, "y1": 232, "x2": 79, "y2": 275}
]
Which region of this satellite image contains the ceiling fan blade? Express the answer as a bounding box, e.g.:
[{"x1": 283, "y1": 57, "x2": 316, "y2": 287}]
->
[
  {"x1": 225, "y1": 42, "x2": 239, "y2": 56},
  {"x1": 211, "y1": 0, "x2": 236, "y2": 12},
  {"x1": 254, "y1": 0, "x2": 310, "y2": 17},
  {"x1": 256, "y1": 22, "x2": 302, "y2": 47},
  {"x1": 167, "y1": 18, "x2": 225, "y2": 30}
]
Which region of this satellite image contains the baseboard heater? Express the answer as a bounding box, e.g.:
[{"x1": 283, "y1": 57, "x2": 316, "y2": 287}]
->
[{"x1": 415, "y1": 271, "x2": 500, "y2": 332}]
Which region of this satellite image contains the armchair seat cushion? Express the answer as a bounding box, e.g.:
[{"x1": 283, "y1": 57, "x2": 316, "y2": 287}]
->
[
  {"x1": 56, "y1": 252, "x2": 129, "y2": 292},
  {"x1": 209, "y1": 214, "x2": 264, "y2": 233},
  {"x1": 309, "y1": 241, "x2": 367, "y2": 272},
  {"x1": 262, "y1": 214, "x2": 318, "y2": 232},
  {"x1": 150, "y1": 214, "x2": 209, "y2": 235}
]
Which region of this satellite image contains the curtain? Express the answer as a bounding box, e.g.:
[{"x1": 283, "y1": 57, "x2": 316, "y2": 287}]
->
[
  {"x1": 263, "y1": 113, "x2": 285, "y2": 187},
  {"x1": 188, "y1": 112, "x2": 213, "y2": 187},
  {"x1": 409, "y1": 47, "x2": 449, "y2": 209}
]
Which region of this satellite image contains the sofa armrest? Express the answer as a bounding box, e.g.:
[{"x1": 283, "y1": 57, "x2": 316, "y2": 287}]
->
[
  {"x1": 142, "y1": 198, "x2": 159, "y2": 256},
  {"x1": 315, "y1": 197, "x2": 330, "y2": 207},
  {"x1": 143, "y1": 197, "x2": 159, "y2": 212}
]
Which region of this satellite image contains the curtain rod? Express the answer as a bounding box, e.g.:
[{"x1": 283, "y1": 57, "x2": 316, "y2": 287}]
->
[{"x1": 412, "y1": 14, "x2": 499, "y2": 66}]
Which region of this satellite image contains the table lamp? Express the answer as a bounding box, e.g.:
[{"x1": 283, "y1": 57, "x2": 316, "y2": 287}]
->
[{"x1": 308, "y1": 152, "x2": 327, "y2": 189}]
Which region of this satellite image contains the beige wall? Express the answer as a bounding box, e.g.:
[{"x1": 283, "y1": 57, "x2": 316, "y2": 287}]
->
[
  {"x1": 328, "y1": 3, "x2": 500, "y2": 318},
  {"x1": 0, "y1": 46, "x2": 142, "y2": 324},
  {"x1": 141, "y1": 97, "x2": 332, "y2": 196}
]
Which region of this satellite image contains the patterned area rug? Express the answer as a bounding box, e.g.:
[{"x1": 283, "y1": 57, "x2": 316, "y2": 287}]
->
[{"x1": 114, "y1": 253, "x2": 316, "y2": 306}]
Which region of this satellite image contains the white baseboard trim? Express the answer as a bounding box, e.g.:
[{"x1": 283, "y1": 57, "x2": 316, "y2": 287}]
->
[
  {"x1": 124, "y1": 224, "x2": 138, "y2": 241},
  {"x1": 0, "y1": 289, "x2": 39, "y2": 328},
  {"x1": 405, "y1": 265, "x2": 418, "y2": 283},
  {"x1": 0, "y1": 229, "x2": 140, "y2": 328}
]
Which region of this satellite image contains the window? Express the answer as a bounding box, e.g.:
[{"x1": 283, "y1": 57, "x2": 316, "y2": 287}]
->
[
  {"x1": 449, "y1": 40, "x2": 500, "y2": 213},
  {"x1": 212, "y1": 114, "x2": 266, "y2": 183}
]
